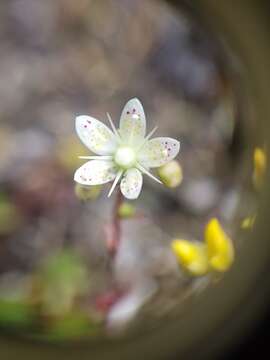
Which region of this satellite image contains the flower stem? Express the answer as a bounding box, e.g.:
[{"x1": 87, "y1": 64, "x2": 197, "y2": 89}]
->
[{"x1": 107, "y1": 188, "x2": 123, "y2": 258}]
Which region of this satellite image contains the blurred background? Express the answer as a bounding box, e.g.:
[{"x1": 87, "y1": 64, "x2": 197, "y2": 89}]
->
[{"x1": 0, "y1": 0, "x2": 269, "y2": 358}]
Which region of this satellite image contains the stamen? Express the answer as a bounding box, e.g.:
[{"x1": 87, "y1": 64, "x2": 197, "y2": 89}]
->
[
  {"x1": 106, "y1": 112, "x2": 121, "y2": 140},
  {"x1": 145, "y1": 126, "x2": 158, "y2": 141},
  {"x1": 137, "y1": 126, "x2": 158, "y2": 151},
  {"x1": 108, "y1": 170, "x2": 123, "y2": 197},
  {"x1": 136, "y1": 163, "x2": 162, "y2": 184}
]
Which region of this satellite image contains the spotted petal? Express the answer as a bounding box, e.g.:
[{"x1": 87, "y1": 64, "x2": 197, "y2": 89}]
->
[
  {"x1": 74, "y1": 160, "x2": 117, "y2": 186},
  {"x1": 120, "y1": 168, "x2": 143, "y2": 200},
  {"x1": 138, "y1": 137, "x2": 180, "y2": 168},
  {"x1": 119, "y1": 98, "x2": 146, "y2": 145},
  {"x1": 76, "y1": 115, "x2": 117, "y2": 155}
]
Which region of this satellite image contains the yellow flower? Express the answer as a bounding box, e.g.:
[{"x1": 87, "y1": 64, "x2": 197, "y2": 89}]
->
[
  {"x1": 171, "y1": 240, "x2": 209, "y2": 276},
  {"x1": 171, "y1": 218, "x2": 234, "y2": 276},
  {"x1": 253, "y1": 147, "x2": 267, "y2": 189},
  {"x1": 205, "y1": 218, "x2": 234, "y2": 272}
]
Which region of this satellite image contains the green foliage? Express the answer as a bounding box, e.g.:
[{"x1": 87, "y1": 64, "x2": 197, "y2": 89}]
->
[
  {"x1": 0, "y1": 300, "x2": 34, "y2": 328},
  {"x1": 0, "y1": 251, "x2": 103, "y2": 340},
  {"x1": 41, "y1": 311, "x2": 101, "y2": 341},
  {"x1": 37, "y1": 250, "x2": 89, "y2": 317}
]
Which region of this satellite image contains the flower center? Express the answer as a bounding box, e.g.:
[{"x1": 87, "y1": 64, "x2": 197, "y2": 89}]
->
[{"x1": 114, "y1": 146, "x2": 136, "y2": 169}]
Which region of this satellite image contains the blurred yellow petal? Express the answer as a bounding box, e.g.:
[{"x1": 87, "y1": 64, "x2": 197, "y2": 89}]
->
[
  {"x1": 205, "y1": 218, "x2": 234, "y2": 272},
  {"x1": 241, "y1": 215, "x2": 256, "y2": 230},
  {"x1": 253, "y1": 147, "x2": 267, "y2": 189},
  {"x1": 171, "y1": 240, "x2": 209, "y2": 276}
]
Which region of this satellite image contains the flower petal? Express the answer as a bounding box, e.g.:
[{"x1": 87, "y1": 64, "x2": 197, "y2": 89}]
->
[
  {"x1": 120, "y1": 168, "x2": 143, "y2": 200},
  {"x1": 74, "y1": 160, "x2": 117, "y2": 185},
  {"x1": 76, "y1": 115, "x2": 117, "y2": 155},
  {"x1": 138, "y1": 137, "x2": 180, "y2": 168},
  {"x1": 119, "y1": 98, "x2": 146, "y2": 145}
]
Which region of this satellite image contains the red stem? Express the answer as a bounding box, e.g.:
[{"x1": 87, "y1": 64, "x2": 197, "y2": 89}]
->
[{"x1": 108, "y1": 189, "x2": 123, "y2": 258}]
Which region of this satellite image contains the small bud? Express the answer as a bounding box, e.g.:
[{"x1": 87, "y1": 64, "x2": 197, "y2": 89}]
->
[
  {"x1": 57, "y1": 136, "x2": 89, "y2": 173},
  {"x1": 253, "y1": 147, "x2": 267, "y2": 189},
  {"x1": 118, "y1": 202, "x2": 136, "y2": 218},
  {"x1": 75, "y1": 183, "x2": 102, "y2": 201},
  {"x1": 157, "y1": 160, "x2": 183, "y2": 188},
  {"x1": 205, "y1": 218, "x2": 234, "y2": 272},
  {"x1": 171, "y1": 239, "x2": 209, "y2": 276}
]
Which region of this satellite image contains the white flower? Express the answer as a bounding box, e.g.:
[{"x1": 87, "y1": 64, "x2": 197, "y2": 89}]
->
[{"x1": 74, "y1": 98, "x2": 180, "y2": 200}]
